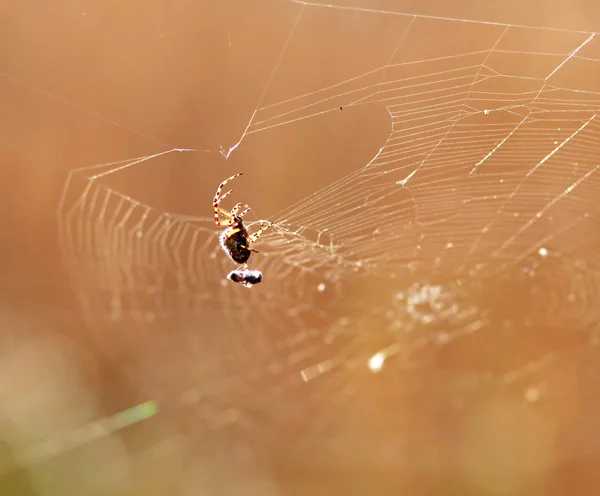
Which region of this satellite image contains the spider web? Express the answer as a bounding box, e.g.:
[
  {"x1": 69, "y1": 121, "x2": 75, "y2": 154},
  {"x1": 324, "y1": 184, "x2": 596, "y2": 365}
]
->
[{"x1": 6, "y1": 0, "x2": 600, "y2": 492}]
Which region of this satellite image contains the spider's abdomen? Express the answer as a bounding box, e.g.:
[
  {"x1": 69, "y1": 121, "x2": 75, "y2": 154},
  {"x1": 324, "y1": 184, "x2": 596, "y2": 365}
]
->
[{"x1": 220, "y1": 228, "x2": 251, "y2": 264}]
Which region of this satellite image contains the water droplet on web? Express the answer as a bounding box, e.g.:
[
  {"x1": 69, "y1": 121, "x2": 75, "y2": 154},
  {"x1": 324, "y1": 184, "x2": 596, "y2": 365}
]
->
[
  {"x1": 538, "y1": 247, "x2": 548, "y2": 257},
  {"x1": 317, "y1": 283, "x2": 326, "y2": 292},
  {"x1": 368, "y1": 352, "x2": 385, "y2": 372}
]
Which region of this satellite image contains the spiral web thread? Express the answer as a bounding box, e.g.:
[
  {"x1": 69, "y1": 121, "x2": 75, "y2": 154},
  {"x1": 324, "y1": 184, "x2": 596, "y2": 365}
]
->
[{"x1": 56, "y1": 3, "x2": 600, "y2": 464}]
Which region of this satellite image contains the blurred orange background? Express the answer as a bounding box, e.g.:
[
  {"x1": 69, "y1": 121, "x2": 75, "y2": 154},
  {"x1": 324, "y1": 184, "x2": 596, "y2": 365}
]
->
[{"x1": 1, "y1": 1, "x2": 600, "y2": 495}]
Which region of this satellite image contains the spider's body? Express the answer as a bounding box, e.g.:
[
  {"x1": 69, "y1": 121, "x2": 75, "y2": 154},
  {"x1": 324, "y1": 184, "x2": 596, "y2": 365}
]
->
[
  {"x1": 213, "y1": 173, "x2": 270, "y2": 266},
  {"x1": 219, "y1": 216, "x2": 252, "y2": 264}
]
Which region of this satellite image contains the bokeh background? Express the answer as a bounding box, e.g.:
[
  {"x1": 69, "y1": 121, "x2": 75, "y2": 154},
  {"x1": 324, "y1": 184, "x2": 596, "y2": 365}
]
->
[{"x1": 2, "y1": 0, "x2": 600, "y2": 495}]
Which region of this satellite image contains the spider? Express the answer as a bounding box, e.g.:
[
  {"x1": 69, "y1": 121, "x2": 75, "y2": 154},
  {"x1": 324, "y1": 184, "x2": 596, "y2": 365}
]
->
[{"x1": 213, "y1": 172, "x2": 270, "y2": 265}]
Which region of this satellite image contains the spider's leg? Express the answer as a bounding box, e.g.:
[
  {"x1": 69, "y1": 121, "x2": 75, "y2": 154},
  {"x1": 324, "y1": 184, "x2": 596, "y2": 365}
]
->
[
  {"x1": 238, "y1": 205, "x2": 251, "y2": 218},
  {"x1": 213, "y1": 172, "x2": 243, "y2": 204},
  {"x1": 224, "y1": 227, "x2": 242, "y2": 238},
  {"x1": 214, "y1": 192, "x2": 234, "y2": 225},
  {"x1": 214, "y1": 207, "x2": 234, "y2": 227},
  {"x1": 247, "y1": 221, "x2": 271, "y2": 244},
  {"x1": 230, "y1": 202, "x2": 243, "y2": 216},
  {"x1": 213, "y1": 173, "x2": 243, "y2": 226},
  {"x1": 215, "y1": 188, "x2": 234, "y2": 205}
]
